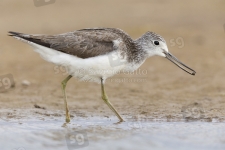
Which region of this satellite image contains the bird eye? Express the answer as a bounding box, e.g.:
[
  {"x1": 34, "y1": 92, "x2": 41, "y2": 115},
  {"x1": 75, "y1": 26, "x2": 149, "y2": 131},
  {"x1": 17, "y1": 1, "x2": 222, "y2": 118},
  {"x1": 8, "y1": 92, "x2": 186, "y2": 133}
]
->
[{"x1": 154, "y1": 41, "x2": 159, "y2": 45}]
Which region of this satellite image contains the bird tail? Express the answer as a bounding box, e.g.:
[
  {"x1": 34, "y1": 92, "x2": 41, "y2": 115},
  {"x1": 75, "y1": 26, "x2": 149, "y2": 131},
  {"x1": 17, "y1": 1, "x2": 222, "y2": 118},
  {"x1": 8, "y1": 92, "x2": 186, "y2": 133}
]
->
[{"x1": 8, "y1": 31, "x2": 30, "y2": 38}]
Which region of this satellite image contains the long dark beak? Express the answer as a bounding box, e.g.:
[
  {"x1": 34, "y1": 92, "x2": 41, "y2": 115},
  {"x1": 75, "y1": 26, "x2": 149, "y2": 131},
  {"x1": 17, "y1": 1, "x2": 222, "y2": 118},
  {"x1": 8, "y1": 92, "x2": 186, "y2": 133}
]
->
[{"x1": 163, "y1": 51, "x2": 196, "y2": 75}]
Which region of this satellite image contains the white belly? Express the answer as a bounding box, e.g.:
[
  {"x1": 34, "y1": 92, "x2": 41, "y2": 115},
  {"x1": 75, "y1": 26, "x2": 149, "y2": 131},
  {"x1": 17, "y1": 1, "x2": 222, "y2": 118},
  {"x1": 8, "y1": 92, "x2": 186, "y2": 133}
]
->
[{"x1": 15, "y1": 37, "x2": 127, "y2": 83}]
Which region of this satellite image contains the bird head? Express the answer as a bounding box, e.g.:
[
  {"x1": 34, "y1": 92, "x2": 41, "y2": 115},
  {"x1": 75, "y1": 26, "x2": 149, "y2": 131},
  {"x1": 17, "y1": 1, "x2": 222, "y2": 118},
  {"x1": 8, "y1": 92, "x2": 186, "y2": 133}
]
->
[{"x1": 136, "y1": 32, "x2": 196, "y2": 75}]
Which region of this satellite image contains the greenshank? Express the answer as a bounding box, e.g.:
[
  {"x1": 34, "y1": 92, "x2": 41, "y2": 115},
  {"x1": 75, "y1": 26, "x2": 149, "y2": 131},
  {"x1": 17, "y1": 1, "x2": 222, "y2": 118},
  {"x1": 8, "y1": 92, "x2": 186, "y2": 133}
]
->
[{"x1": 9, "y1": 28, "x2": 196, "y2": 123}]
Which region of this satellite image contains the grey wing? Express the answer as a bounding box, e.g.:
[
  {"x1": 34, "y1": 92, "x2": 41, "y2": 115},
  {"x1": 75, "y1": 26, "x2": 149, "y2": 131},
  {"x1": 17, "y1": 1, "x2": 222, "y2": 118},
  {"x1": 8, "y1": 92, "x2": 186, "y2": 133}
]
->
[{"x1": 8, "y1": 29, "x2": 124, "y2": 59}]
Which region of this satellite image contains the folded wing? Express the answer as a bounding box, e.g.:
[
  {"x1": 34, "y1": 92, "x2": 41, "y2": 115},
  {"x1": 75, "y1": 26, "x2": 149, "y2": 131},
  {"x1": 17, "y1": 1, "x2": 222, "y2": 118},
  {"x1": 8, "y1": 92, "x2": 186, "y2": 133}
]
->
[{"x1": 8, "y1": 28, "x2": 125, "y2": 59}]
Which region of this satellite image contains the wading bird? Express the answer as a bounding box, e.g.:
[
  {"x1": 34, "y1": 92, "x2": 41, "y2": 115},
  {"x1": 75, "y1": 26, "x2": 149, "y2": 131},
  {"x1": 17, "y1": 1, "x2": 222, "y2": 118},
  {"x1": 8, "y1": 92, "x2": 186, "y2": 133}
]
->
[{"x1": 9, "y1": 28, "x2": 196, "y2": 123}]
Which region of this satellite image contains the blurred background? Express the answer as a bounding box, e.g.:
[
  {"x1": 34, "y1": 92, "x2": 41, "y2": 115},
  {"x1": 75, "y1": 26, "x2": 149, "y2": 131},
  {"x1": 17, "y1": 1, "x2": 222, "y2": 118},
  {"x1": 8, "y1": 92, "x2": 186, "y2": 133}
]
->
[
  {"x1": 1, "y1": 0, "x2": 225, "y2": 117},
  {"x1": 0, "y1": 0, "x2": 225, "y2": 150}
]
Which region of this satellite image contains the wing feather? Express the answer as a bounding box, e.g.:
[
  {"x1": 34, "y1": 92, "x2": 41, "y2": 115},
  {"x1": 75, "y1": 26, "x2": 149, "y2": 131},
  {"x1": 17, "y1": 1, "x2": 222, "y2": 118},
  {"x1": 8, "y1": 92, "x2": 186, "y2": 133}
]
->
[{"x1": 8, "y1": 28, "x2": 129, "y2": 59}]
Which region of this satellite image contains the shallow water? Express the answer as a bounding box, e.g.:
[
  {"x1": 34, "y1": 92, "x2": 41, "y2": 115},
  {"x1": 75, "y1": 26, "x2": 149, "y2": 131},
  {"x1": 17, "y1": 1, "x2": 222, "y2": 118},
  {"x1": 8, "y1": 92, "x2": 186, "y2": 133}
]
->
[{"x1": 1, "y1": 117, "x2": 225, "y2": 150}]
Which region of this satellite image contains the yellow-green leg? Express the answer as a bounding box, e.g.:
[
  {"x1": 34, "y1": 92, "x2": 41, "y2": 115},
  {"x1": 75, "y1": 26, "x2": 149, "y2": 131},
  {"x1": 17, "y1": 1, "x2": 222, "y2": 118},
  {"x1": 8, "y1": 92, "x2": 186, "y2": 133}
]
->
[
  {"x1": 61, "y1": 75, "x2": 72, "y2": 123},
  {"x1": 101, "y1": 78, "x2": 124, "y2": 122}
]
